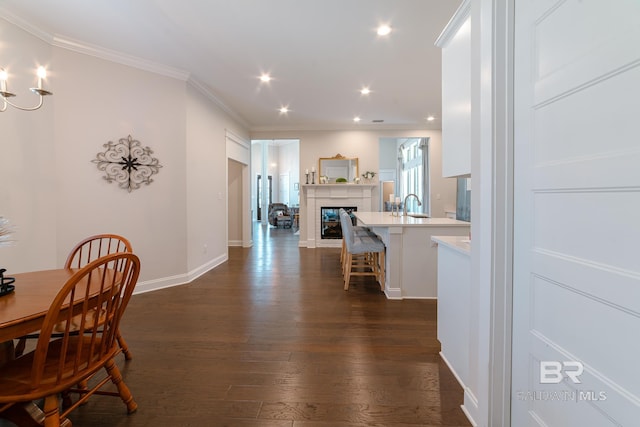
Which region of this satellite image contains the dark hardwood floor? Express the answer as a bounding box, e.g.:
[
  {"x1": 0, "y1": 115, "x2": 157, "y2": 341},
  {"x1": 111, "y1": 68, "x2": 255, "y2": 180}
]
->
[{"x1": 11, "y1": 223, "x2": 471, "y2": 427}]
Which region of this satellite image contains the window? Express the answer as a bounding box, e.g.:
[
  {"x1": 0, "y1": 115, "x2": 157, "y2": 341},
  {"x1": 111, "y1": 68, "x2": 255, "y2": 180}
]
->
[{"x1": 400, "y1": 138, "x2": 429, "y2": 213}]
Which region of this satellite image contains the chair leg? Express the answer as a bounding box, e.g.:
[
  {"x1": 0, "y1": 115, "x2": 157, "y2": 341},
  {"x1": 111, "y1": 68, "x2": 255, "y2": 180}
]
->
[
  {"x1": 116, "y1": 330, "x2": 133, "y2": 360},
  {"x1": 343, "y1": 253, "x2": 352, "y2": 290},
  {"x1": 14, "y1": 337, "x2": 26, "y2": 358},
  {"x1": 104, "y1": 358, "x2": 138, "y2": 413},
  {"x1": 61, "y1": 389, "x2": 73, "y2": 410},
  {"x1": 43, "y1": 395, "x2": 61, "y2": 427},
  {"x1": 371, "y1": 252, "x2": 379, "y2": 278},
  {"x1": 0, "y1": 402, "x2": 49, "y2": 427},
  {"x1": 378, "y1": 250, "x2": 385, "y2": 291}
]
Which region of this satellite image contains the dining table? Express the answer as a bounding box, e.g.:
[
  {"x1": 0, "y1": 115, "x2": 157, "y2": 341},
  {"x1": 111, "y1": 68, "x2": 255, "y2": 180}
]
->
[{"x1": 0, "y1": 267, "x2": 116, "y2": 427}]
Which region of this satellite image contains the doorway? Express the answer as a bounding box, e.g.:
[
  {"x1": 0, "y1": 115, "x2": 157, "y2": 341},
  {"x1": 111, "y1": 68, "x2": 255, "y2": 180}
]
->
[{"x1": 251, "y1": 139, "x2": 300, "y2": 228}]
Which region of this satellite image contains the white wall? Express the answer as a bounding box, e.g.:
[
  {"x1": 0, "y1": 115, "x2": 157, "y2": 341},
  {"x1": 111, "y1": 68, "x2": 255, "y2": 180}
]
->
[
  {"x1": 379, "y1": 138, "x2": 398, "y2": 170},
  {"x1": 184, "y1": 86, "x2": 249, "y2": 280},
  {"x1": 52, "y1": 47, "x2": 188, "y2": 284},
  {"x1": 1, "y1": 18, "x2": 249, "y2": 290},
  {"x1": 251, "y1": 129, "x2": 455, "y2": 245},
  {"x1": 0, "y1": 20, "x2": 58, "y2": 273}
]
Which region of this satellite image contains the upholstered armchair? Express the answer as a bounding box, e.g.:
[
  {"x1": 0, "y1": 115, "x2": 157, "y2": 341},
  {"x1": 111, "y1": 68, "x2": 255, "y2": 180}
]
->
[{"x1": 268, "y1": 203, "x2": 293, "y2": 228}]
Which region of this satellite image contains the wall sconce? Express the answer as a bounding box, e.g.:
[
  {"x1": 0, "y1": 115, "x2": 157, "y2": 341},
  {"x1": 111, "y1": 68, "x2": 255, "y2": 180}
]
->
[{"x1": 0, "y1": 66, "x2": 53, "y2": 112}]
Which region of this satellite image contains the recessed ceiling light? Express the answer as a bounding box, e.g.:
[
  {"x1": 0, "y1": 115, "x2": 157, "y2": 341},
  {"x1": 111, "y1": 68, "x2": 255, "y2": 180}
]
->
[
  {"x1": 360, "y1": 87, "x2": 371, "y2": 95},
  {"x1": 377, "y1": 25, "x2": 392, "y2": 36},
  {"x1": 279, "y1": 106, "x2": 289, "y2": 114},
  {"x1": 259, "y1": 74, "x2": 272, "y2": 83},
  {"x1": 353, "y1": 116, "x2": 361, "y2": 123},
  {"x1": 426, "y1": 115, "x2": 435, "y2": 121}
]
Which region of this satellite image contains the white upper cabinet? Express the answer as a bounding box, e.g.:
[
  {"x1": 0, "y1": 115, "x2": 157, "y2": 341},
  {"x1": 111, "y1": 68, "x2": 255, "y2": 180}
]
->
[{"x1": 436, "y1": 0, "x2": 471, "y2": 178}]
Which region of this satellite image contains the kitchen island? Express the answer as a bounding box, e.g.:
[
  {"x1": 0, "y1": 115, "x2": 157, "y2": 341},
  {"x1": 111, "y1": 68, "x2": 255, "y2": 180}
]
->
[
  {"x1": 354, "y1": 212, "x2": 470, "y2": 299},
  {"x1": 431, "y1": 235, "x2": 471, "y2": 390}
]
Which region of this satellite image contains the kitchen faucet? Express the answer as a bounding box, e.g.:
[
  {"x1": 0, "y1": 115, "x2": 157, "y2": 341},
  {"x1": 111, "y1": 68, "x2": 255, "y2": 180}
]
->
[{"x1": 403, "y1": 193, "x2": 422, "y2": 216}]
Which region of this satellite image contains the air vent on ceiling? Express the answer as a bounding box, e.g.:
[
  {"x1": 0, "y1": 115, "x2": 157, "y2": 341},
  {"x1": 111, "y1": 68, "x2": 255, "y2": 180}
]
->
[{"x1": 372, "y1": 119, "x2": 384, "y2": 123}]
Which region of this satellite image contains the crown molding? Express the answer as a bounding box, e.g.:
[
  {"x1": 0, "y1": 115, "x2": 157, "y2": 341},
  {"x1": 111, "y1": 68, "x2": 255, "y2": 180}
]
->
[
  {"x1": 1, "y1": 12, "x2": 251, "y2": 128},
  {"x1": 0, "y1": 10, "x2": 190, "y2": 81},
  {"x1": 0, "y1": 9, "x2": 54, "y2": 44},
  {"x1": 249, "y1": 122, "x2": 441, "y2": 133},
  {"x1": 53, "y1": 36, "x2": 251, "y2": 128},
  {"x1": 225, "y1": 129, "x2": 249, "y2": 149},
  {"x1": 188, "y1": 77, "x2": 251, "y2": 129},
  {"x1": 434, "y1": 0, "x2": 471, "y2": 48},
  {"x1": 52, "y1": 35, "x2": 190, "y2": 81}
]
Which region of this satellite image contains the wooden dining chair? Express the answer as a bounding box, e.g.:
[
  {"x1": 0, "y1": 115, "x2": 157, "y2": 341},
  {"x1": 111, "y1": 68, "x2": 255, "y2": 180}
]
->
[
  {"x1": 0, "y1": 252, "x2": 141, "y2": 427},
  {"x1": 14, "y1": 234, "x2": 134, "y2": 360},
  {"x1": 64, "y1": 234, "x2": 134, "y2": 360}
]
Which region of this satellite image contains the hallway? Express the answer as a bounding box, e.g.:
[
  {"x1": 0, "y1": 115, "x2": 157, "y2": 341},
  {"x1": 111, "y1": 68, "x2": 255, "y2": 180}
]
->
[{"x1": 62, "y1": 224, "x2": 470, "y2": 426}]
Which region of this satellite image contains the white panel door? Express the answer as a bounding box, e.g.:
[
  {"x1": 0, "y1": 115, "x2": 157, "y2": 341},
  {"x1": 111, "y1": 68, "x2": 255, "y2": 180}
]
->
[{"x1": 512, "y1": 0, "x2": 640, "y2": 425}]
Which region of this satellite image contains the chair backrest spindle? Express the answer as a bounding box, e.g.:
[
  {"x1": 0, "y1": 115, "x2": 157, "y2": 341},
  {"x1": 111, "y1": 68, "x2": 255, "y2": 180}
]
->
[{"x1": 65, "y1": 234, "x2": 133, "y2": 269}]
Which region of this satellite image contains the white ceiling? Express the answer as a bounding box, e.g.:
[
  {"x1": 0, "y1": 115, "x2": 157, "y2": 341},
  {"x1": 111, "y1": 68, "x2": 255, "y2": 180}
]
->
[{"x1": 0, "y1": 0, "x2": 461, "y2": 131}]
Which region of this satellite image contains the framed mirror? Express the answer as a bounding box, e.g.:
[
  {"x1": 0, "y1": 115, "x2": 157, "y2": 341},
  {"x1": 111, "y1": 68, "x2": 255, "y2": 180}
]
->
[{"x1": 318, "y1": 154, "x2": 359, "y2": 183}]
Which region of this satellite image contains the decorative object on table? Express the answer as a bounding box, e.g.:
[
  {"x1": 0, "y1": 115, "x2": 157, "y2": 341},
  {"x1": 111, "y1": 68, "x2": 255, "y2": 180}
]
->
[
  {"x1": 0, "y1": 217, "x2": 15, "y2": 247},
  {"x1": 335, "y1": 177, "x2": 347, "y2": 183},
  {"x1": 320, "y1": 175, "x2": 329, "y2": 184},
  {"x1": 361, "y1": 170, "x2": 377, "y2": 184},
  {"x1": 0, "y1": 217, "x2": 16, "y2": 297},
  {"x1": 354, "y1": 177, "x2": 360, "y2": 184},
  {"x1": 311, "y1": 170, "x2": 316, "y2": 184},
  {"x1": 92, "y1": 135, "x2": 162, "y2": 193},
  {"x1": 0, "y1": 66, "x2": 53, "y2": 112},
  {"x1": 305, "y1": 169, "x2": 310, "y2": 184},
  {"x1": 0, "y1": 268, "x2": 15, "y2": 296}
]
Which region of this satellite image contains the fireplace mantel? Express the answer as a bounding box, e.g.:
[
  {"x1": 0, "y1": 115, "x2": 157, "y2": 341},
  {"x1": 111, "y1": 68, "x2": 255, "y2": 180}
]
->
[{"x1": 301, "y1": 184, "x2": 377, "y2": 248}]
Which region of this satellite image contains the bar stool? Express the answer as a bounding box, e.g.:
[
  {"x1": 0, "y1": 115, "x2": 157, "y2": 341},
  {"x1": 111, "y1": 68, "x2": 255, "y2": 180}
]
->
[
  {"x1": 338, "y1": 209, "x2": 373, "y2": 273},
  {"x1": 339, "y1": 210, "x2": 385, "y2": 291}
]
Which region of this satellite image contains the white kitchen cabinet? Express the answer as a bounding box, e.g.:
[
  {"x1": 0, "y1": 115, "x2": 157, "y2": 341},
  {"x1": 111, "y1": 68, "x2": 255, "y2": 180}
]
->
[
  {"x1": 432, "y1": 236, "x2": 471, "y2": 389},
  {"x1": 436, "y1": 0, "x2": 471, "y2": 178}
]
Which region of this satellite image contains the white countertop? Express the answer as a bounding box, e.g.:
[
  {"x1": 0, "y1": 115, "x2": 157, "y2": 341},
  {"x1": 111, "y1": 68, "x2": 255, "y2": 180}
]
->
[
  {"x1": 431, "y1": 235, "x2": 471, "y2": 256},
  {"x1": 355, "y1": 211, "x2": 471, "y2": 227}
]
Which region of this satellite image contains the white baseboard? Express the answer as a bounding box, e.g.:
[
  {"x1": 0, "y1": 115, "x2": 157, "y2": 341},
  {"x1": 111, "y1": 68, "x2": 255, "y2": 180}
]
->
[
  {"x1": 462, "y1": 388, "x2": 479, "y2": 427},
  {"x1": 228, "y1": 240, "x2": 243, "y2": 247},
  {"x1": 133, "y1": 253, "x2": 228, "y2": 295},
  {"x1": 439, "y1": 351, "x2": 477, "y2": 427},
  {"x1": 439, "y1": 351, "x2": 466, "y2": 388},
  {"x1": 384, "y1": 287, "x2": 403, "y2": 299}
]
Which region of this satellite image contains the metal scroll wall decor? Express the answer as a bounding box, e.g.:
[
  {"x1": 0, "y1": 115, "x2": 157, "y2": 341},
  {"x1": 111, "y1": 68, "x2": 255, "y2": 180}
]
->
[{"x1": 92, "y1": 135, "x2": 162, "y2": 192}]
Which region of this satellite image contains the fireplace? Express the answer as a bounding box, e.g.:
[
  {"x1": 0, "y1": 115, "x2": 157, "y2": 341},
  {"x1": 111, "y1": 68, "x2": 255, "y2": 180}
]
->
[
  {"x1": 301, "y1": 183, "x2": 376, "y2": 248},
  {"x1": 321, "y1": 207, "x2": 356, "y2": 239}
]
